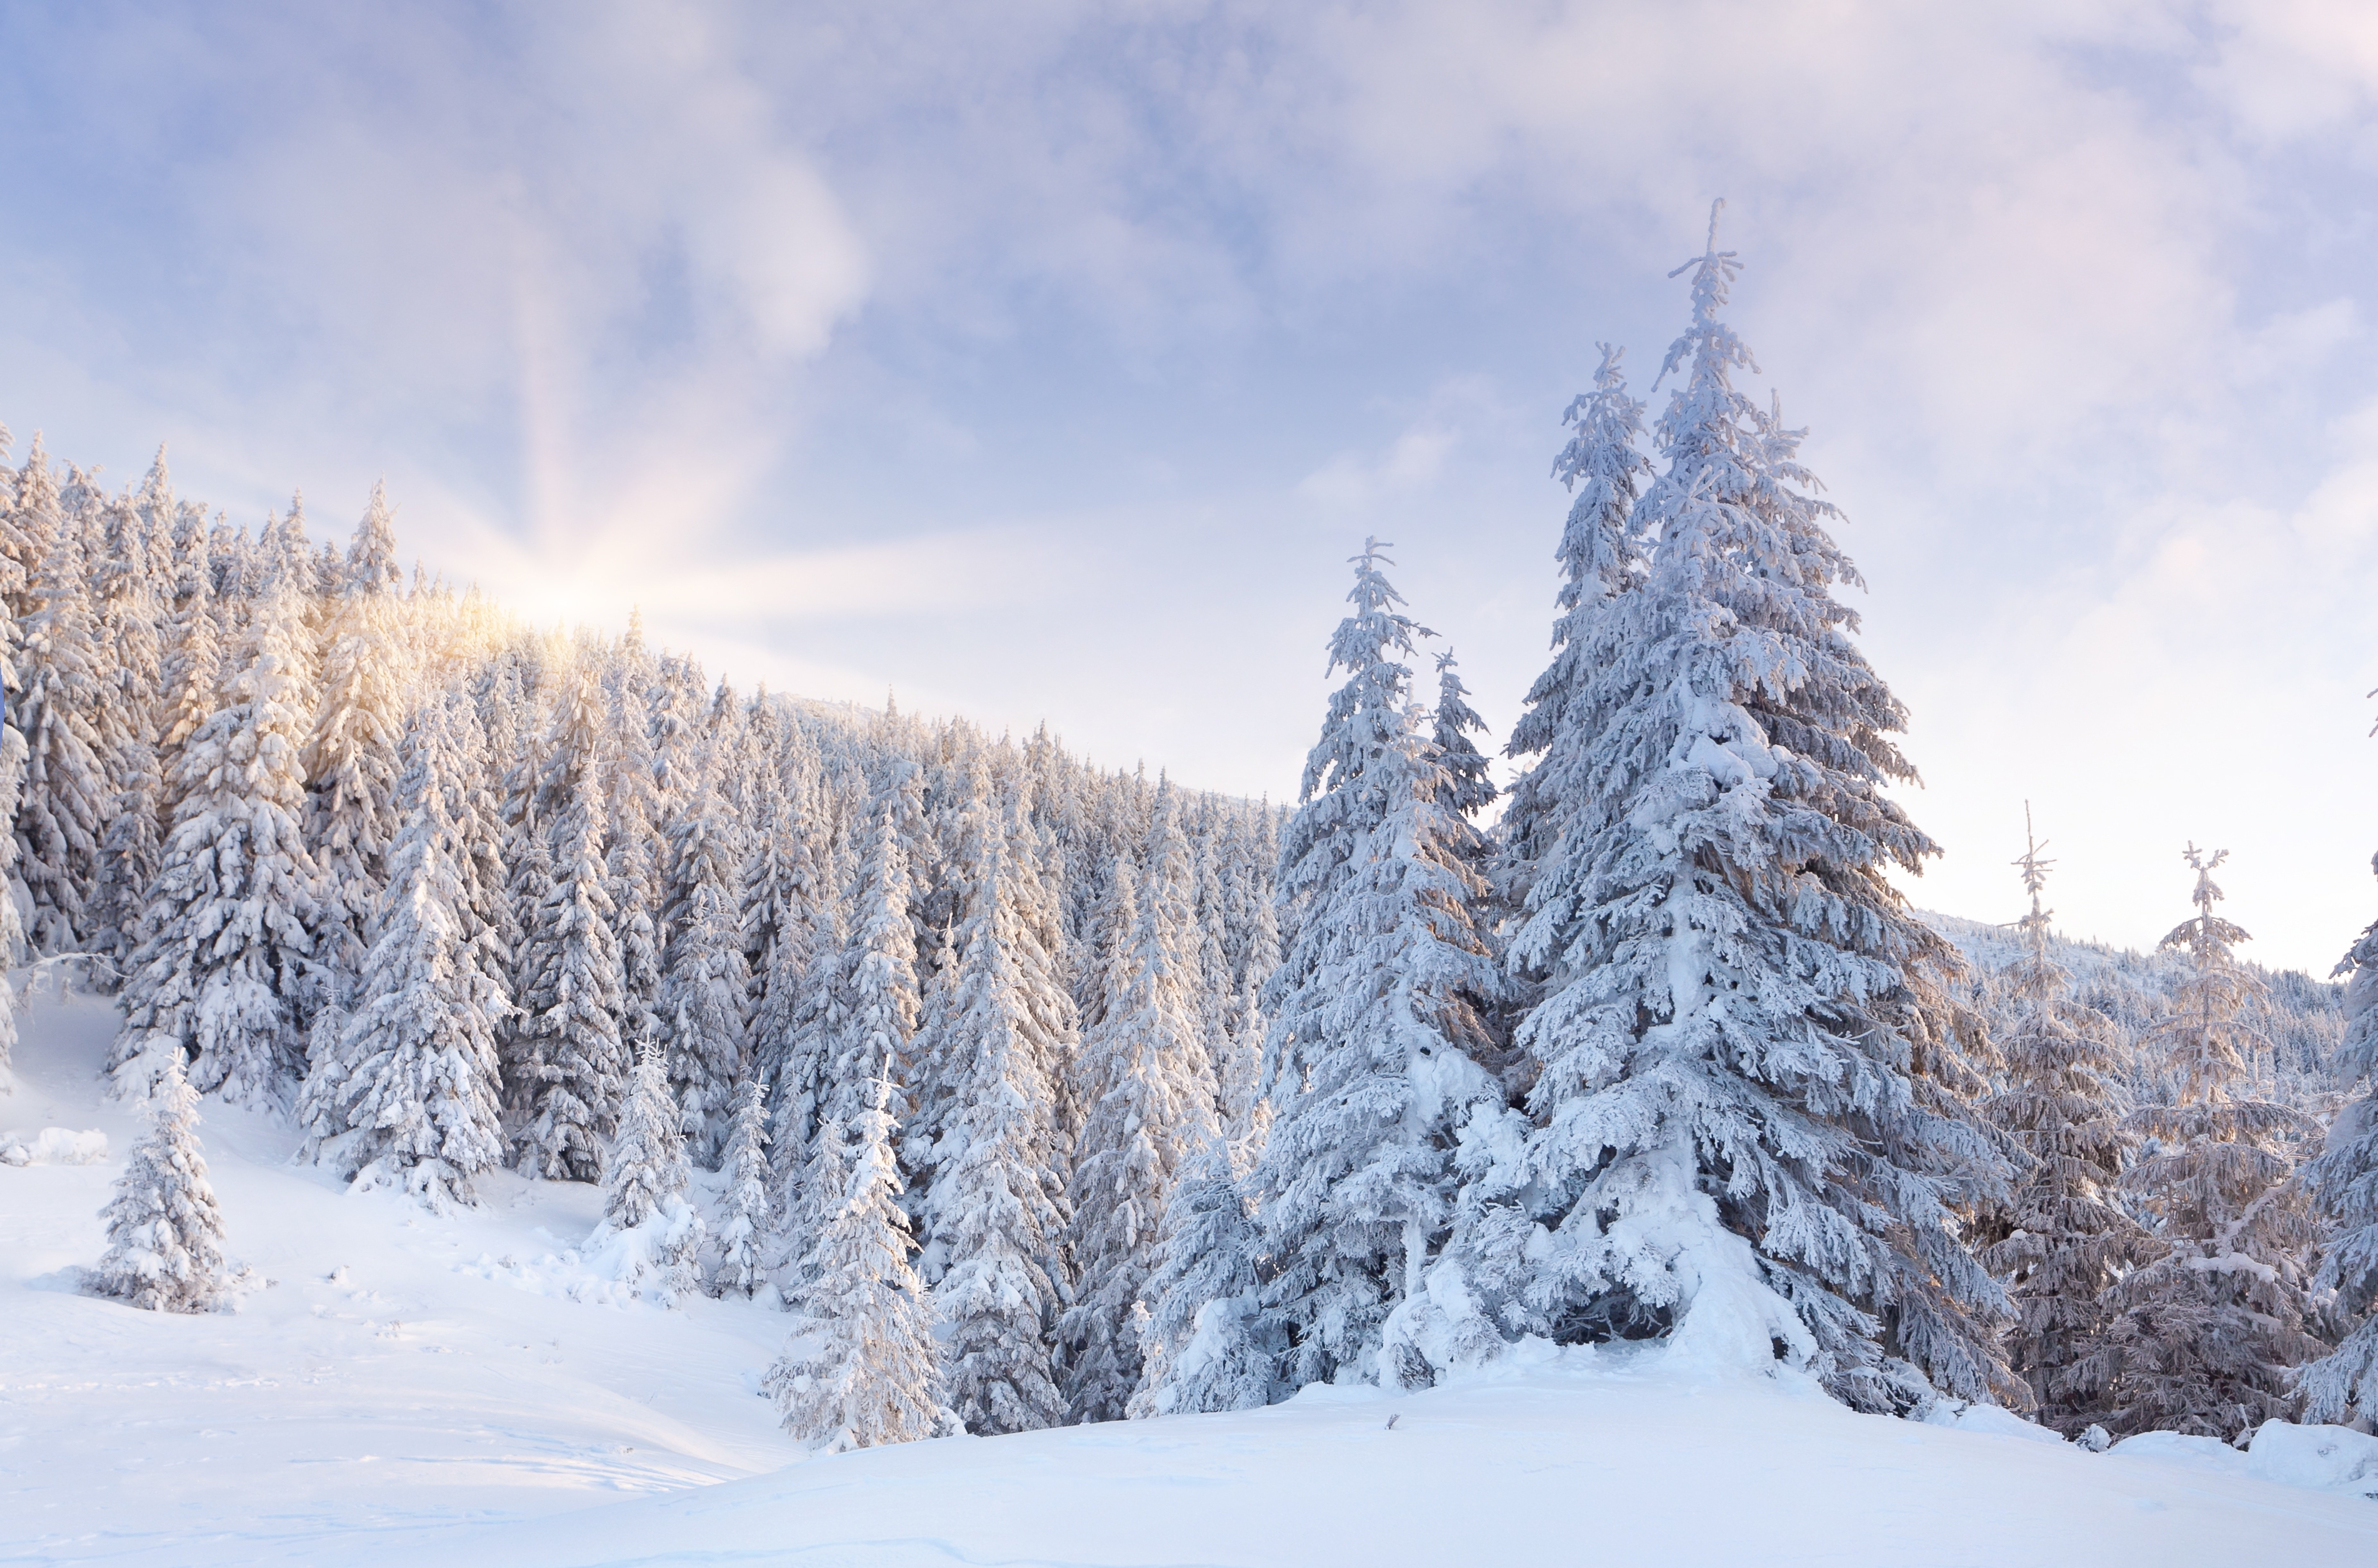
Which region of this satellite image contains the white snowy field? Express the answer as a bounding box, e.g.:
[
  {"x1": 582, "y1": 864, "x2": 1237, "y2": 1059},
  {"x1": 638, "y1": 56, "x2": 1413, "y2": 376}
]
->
[{"x1": 5, "y1": 987, "x2": 2377, "y2": 1568}]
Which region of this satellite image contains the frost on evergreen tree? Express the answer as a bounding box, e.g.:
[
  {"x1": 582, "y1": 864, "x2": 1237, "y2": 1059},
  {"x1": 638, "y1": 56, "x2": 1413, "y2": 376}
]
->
[
  {"x1": 1061, "y1": 784, "x2": 1219, "y2": 1423},
  {"x1": 2075, "y1": 846, "x2": 2324, "y2": 1441},
  {"x1": 659, "y1": 749, "x2": 750, "y2": 1168},
  {"x1": 112, "y1": 581, "x2": 322, "y2": 1109},
  {"x1": 1240, "y1": 541, "x2": 1506, "y2": 1396},
  {"x1": 1221, "y1": 813, "x2": 1282, "y2": 1166},
  {"x1": 295, "y1": 696, "x2": 506, "y2": 1210},
  {"x1": 588, "y1": 1045, "x2": 705, "y2": 1303},
  {"x1": 602, "y1": 627, "x2": 666, "y2": 1074},
  {"x1": 747, "y1": 736, "x2": 828, "y2": 1097},
  {"x1": 1430, "y1": 648, "x2": 1497, "y2": 820},
  {"x1": 1476, "y1": 208, "x2": 2016, "y2": 1412},
  {"x1": 511, "y1": 661, "x2": 629, "y2": 1182},
  {"x1": 0, "y1": 720, "x2": 25, "y2": 1086},
  {"x1": 303, "y1": 485, "x2": 411, "y2": 983},
  {"x1": 91, "y1": 461, "x2": 170, "y2": 975},
  {"x1": 920, "y1": 788, "x2": 1073, "y2": 1435},
  {"x1": 1979, "y1": 809, "x2": 2147, "y2": 1432},
  {"x1": 1498, "y1": 341, "x2": 1650, "y2": 912},
  {"x1": 1131, "y1": 1141, "x2": 1279, "y2": 1417},
  {"x1": 2304, "y1": 852, "x2": 2378, "y2": 1427},
  {"x1": 839, "y1": 773, "x2": 924, "y2": 1129},
  {"x1": 89, "y1": 1055, "x2": 228, "y2": 1313},
  {"x1": 713, "y1": 1076, "x2": 772, "y2": 1298},
  {"x1": 10, "y1": 440, "x2": 108, "y2": 953},
  {"x1": 768, "y1": 1067, "x2": 948, "y2": 1450}
]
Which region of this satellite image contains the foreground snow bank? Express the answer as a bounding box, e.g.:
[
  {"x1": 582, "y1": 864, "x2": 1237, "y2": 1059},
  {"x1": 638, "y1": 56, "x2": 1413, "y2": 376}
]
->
[
  {"x1": 5, "y1": 989, "x2": 2376, "y2": 1567},
  {"x1": 2252, "y1": 1422, "x2": 2378, "y2": 1500}
]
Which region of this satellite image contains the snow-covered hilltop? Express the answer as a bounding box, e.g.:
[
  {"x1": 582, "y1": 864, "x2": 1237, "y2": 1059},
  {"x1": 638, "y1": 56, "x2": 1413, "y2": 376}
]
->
[{"x1": 5, "y1": 207, "x2": 2378, "y2": 1563}]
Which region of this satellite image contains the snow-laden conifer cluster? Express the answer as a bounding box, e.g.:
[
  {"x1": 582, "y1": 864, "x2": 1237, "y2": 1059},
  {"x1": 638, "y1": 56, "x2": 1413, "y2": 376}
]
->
[
  {"x1": 0, "y1": 422, "x2": 1277, "y2": 1428},
  {"x1": 7, "y1": 201, "x2": 2377, "y2": 1454}
]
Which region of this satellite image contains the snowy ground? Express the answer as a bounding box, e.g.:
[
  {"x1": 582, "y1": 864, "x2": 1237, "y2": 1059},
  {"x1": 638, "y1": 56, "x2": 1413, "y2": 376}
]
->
[{"x1": 5, "y1": 985, "x2": 2377, "y2": 1568}]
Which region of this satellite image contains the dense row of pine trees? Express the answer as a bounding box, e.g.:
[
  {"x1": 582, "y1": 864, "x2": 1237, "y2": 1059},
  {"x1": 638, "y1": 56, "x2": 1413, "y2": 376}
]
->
[{"x1": 9, "y1": 203, "x2": 2377, "y2": 1449}]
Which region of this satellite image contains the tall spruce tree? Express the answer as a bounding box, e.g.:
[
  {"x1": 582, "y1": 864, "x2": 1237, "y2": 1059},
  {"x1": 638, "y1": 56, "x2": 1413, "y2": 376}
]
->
[
  {"x1": 91, "y1": 464, "x2": 170, "y2": 974},
  {"x1": 112, "y1": 581, "x2": 323, "y2": 1109},
  {"x1": 1477, "y1": 207, "x2": 2016, "y2": 1412},
  {"x1": 1498, "y1": 342, "x2": 1651, "y2": 912},
  {"x1": 1979, "y1": 809, "x2": 2146, "y2": 1431},
  {"x1": 2074, "y1": 846, "x2": 2324, "y2": 1441},
  {"x1": 2303, "y1": 853, "x2": 2378, "y2": 1426},
  {"x1": 11, "y1": 441, "x2": 108, "y2": 953},
  {"x1": 1061, "y1": 784, "x2": 1218, "y2": 1422},
  {"x1": 922, "y1": 786, "x2": 1074, "y2": 1435},
  {"x1": 303, "y1": 485, "x2": 411, "y2": 988},
  {"x1": 296, "y1": 695, "x2": 507, "y2": 1209},
  {"x1": 1233, "y1": 542, "x2": 1506, "y2": 1397},
  {"x1": 658, "y1": 744, "x2": 750, "y2": 1166}
]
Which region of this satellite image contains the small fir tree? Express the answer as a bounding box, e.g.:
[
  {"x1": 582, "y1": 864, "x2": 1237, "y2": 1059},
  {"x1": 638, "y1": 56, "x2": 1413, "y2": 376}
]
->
[
  {"x1": 90, "y1": 1056, "x2": 228, "y2": 1312},
  {"x1": 712, "y1": 1077, "x2": 773, "y2": 1298}
]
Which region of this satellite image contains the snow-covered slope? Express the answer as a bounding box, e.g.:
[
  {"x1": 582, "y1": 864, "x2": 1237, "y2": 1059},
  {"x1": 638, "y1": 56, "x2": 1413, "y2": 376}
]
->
[{"x1": 6, "y1": 988, "x2": 2377, "y2": 1568}]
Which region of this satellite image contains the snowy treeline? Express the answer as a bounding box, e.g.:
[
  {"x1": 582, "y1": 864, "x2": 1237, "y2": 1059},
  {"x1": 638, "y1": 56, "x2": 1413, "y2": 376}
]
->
[
  {"x1": 0, "y1": 421, "x2": 1280, "y2": 1440},
  {"x1": 12, "y1": 202, "x2": 2378, "y2": 1453}
]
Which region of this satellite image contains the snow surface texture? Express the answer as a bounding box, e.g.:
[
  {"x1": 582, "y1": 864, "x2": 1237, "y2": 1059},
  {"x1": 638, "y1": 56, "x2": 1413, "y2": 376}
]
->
[{"x1": 6, "y1": 993, "x2": 2377, "y2": 1566}]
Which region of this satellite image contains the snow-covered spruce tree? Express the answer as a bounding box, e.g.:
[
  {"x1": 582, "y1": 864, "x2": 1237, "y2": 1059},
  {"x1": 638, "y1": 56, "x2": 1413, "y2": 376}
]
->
[
  {"x1": 837, "y1": 771, "x2": 924, "y2": 1129},
  {"x1": 1497, "y1": 342, "x2": 1651, "y2": 915},
  {"x1": 1061, "y1": 783, "x2": 1219, "y2": 1423},
  {"x1": 2303, "y1": 854, "x2": 2378, "y2": 1427},
  {"x1": 768, "y1": 1068, "x2": 948, "y2": 1450},
  {"x1": 659, "y1": 745, "x2": 750, "y2": 1167},
  {"x1": 601, "y1": 628, "x2": 665, "y2": 1074},
  {"x1": 713, "y1": 1076, "x2": 772, "y2": 1298},
  {"x1": 746, "y1": 735, "x2": 828, "y2": 1096},
  {"x1": 302, "y1": 484, "x2": 411, "y2": 984},
  {"x1": 920, "y1": 788, "x2": 1073, "y2": 1435},
  {"x1": 1979, "y1": 810, "x2": 2147, "y2": 1432},
  {"x1": 11, "y1": 441, "x2": 108, "y2": 953},
  {"x1": 1229, "y1": 541, "x2": 1507, "y2": 1398},
  {"x1": 0, "y1": 718, "x2": 26, "y2": 1084},
  {"x1": 111, "y1": 580, "x2": 323, "y2": 1109},
  {"x1": 295, "y1": 695, "x2": 507, "y2": 1210},
  {"x1": 2075, "y1": 846, "x2": 2324, "y2": 1442},
  {"x1": 591, "y1": 1044, "x2": 705, "y2": 1303},
  {"x1": 1430, "y1": 648, "x2": 1496, "y2": 820},
  {"x1": 769, "y1": 829, "x2": 853, "y2": 1250},
  {"x1": 1130, "y1": 1141, "x2": 1279, "y2": 1417},
  {"x1": 1221, "y1": 811, "x2": 1282, "y2": 1166},
  {"x1": 89, "y1": 1054, "x2": 228, "y2": 1312},
  {"x1": 1476, "y1": 209, "x2": 2016, "y2": 1411},
  {"x1": 90, "y1": 463, "x2": 170, "y2": 975},
  {"x1": 510, "y1": 660, "x2": 629, "y2": 1181}
]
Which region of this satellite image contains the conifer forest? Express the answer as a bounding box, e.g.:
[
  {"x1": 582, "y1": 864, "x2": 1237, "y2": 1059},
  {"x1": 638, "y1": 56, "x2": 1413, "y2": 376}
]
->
[{"x1": 5, "y1": 209, "x2": 2378, "y2": 1560}]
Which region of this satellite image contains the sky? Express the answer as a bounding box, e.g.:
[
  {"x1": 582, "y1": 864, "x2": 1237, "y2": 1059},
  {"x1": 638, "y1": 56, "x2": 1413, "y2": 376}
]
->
[{"x1": 3, "y1": 1, "x2": 2376, "y2": 971}]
